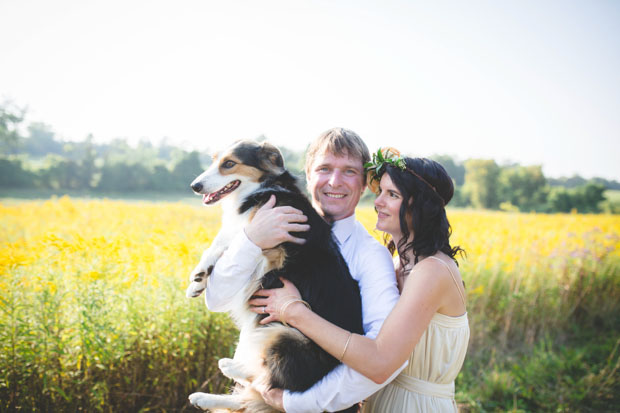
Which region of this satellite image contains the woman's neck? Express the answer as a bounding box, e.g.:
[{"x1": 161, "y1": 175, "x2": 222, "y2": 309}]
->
[
  {"x1": 391, "y1": 233, "x2": 404, "y2": 250},
  {"x1": 393, "y1": 233, "x2": 433, "y2": 268},
  {"x1": 391, "y1": 232, "x2": 414, "y2": 254}
]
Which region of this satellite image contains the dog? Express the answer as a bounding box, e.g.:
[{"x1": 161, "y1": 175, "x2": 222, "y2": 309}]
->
[{"x1": 186, "y1": 140, "x2": 364, "y2": 412}]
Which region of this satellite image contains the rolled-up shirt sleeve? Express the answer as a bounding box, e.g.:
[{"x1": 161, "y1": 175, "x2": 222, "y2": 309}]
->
[
  {"x1": 282, "y1": 363, "x2": 405, "y2": 413},
  {"x1": 282, "y1": 240, "x2": 405, "y2": 412},
  {"x1": 204, "y1": 231, "x2": 263, "y2": 312}
]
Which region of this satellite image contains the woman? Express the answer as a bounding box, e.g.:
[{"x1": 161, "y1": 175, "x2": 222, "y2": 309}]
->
[{"x1": 250, "y1": 148, "x2": 469, "y2": 412}]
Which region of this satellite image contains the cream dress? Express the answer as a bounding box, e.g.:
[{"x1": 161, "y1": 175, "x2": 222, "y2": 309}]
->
[{"x1": 362, "y1": 257, "x2": 470, "y2": 412}]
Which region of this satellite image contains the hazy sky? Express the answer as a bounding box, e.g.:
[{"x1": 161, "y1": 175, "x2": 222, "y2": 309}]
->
[{"x1": 1, "y1": 0, "x2": 619, "y2": 179}]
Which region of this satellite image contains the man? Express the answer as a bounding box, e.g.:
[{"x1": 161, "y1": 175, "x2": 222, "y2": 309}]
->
[{"x1": 204, "y1": 128, "x2": 403, "y2": 412}]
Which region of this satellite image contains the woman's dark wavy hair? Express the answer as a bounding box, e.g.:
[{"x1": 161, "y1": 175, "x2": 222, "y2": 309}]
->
[{"x1": 383, "y1": 157, "x2": 465, "y2": 268}]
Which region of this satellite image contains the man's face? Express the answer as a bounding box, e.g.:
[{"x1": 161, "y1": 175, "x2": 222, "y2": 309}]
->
[{"x1": 307, "y1": 150, "x2": 366, "y2": 222}]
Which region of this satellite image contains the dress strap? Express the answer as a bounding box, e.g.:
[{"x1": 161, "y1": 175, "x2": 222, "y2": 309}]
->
[{"x1": 426, "y1": 256, "x2": 466, "y2": 306}]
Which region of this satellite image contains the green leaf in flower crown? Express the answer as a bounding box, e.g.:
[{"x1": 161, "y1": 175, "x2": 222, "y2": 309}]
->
[{"x1": 376, "y1": 149, "x2": 384, "y2": 163}]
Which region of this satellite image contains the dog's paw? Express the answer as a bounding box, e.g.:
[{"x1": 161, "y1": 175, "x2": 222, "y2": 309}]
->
[
  {"x1": 218, "y1": 358, "x2": 250, "y2": 382},
  {"x1": 186, "y1": 265, "x2": 215, "y2": 298},
  {"x1": 188, "y1": 392, "x2": 212, "y2": 410},
  {"x1": 189, "y1": 264, "x2": 215, "y2": 283},
  {"x1": 186, "y1": 280, "x2": 206, "y2": 298},
  {"x1": 189, "y1": 268, "x2": 209, "y2": 284},
  {"x1": 218, "y1": 357, "x2": 234, "y2": 373},
  {"x1": 188, "y1": 392, "x2": 242, "y2": 410}
]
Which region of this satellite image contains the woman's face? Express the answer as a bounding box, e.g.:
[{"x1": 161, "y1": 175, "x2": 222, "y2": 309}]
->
[{"x1": 374, "y1": 173, "x2": 404, "y2": 237}]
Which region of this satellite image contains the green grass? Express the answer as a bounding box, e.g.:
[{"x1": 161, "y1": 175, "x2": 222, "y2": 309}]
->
[
  {"x1": 455, "y1": 247, "x2": 620, "y2": 411},
  {"x1": 0, "y1": 273, "x2": 239, "y2": 412}
]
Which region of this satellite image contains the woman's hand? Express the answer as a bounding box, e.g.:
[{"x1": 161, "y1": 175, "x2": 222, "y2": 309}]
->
[{"x1": 249, "y1": 278, "x2": 302, "y2": 324}]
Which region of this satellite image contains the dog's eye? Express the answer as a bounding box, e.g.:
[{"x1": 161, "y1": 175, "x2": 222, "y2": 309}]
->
[{"x1": 222, "y1": 160, "x2": 236, "y2": 169}]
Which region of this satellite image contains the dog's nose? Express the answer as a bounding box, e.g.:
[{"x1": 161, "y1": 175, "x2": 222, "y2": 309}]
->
[{"x1": 191, "y1": 182, "x2": 203, "y2": 192}]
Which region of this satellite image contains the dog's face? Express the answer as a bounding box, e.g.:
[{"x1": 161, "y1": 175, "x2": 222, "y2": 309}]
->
[{"x1": 190, "y1": 140, "x2": 284, "y2": 205}]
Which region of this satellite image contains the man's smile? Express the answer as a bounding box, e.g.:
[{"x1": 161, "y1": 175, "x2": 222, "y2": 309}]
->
[{"x1": 307, "y1": 151, "x2": 365, "y2": 222}]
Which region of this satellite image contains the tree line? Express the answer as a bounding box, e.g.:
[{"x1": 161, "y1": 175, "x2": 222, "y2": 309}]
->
[
  {"x1": 446, "y1": 159, "x2": 612, "y2": 213},
  {"x1": 1, "y1": 102, "x2": 617, "y2": 213},
  {"x1": 1, "y1": 103, "x2": 208, "y2": 194}
]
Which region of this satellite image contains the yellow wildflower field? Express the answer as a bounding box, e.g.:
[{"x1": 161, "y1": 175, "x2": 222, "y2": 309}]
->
[
  {"x1": 3, "y1": 197, "x2": 617, "y2": 296},
  {"x1": 1, "y1": 197, "x2": 619, "y2": 411}
]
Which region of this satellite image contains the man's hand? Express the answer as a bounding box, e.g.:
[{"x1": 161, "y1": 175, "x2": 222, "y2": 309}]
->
[
  {"x1": 245, "y1": 195, "x2": 310, "y2": 249},
  {"x1": 262, "y1": 388, "x2": 285, "y2": 411},
  {"x1": 253, "y1": 381, "x2": 285, "y2": 411}
]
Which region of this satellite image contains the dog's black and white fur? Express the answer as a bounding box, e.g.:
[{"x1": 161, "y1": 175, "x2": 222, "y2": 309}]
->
[{"x1": 186, "y1": 140, "x2": 364, "y2": 412}]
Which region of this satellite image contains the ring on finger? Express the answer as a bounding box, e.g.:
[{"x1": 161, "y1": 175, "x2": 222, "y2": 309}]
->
[{"x1": 262, "y1": 306, "x2": 266, "y2": 313}]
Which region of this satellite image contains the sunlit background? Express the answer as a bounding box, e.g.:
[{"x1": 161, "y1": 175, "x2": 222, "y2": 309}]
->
[
  {"x1": 2, "y1": 2, "x2": 620, "y2": 411},
  {"x1": 1, "y1": 0, "x2": 619, "y2": 180}
]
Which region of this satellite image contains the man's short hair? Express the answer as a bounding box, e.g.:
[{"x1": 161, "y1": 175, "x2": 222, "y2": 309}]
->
[{"x1": 305, "y1": 128, "x2": 371, "y2": 182}]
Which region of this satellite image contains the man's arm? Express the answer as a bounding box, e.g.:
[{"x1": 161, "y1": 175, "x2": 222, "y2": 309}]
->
[
  {"x1": 282, "y1": 361, "x2": 404, "y2": 413},
  {"x1": 204, "y1": 230, "x2": 263, "y2": 311},
  {"x1": 203, "y1": 196, "x2": 308, "y2": 311},
  {"x1": 282, "y1": 243, "x2": 404, "y2": 412}
]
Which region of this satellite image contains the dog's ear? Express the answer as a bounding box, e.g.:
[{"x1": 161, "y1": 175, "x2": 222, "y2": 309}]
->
[{"x1": 259, "y1": 142, "x2": 285, "y2": 173}]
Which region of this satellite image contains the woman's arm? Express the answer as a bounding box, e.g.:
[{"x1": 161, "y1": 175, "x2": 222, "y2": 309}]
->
[{"x1": 250, "y1": 259, "x2": 449, "y2": 383}]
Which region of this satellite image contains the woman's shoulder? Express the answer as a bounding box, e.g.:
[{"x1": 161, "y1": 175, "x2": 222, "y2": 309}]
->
[
  {"x1": 416, "y1": 252, "x2": 467, "y2": 315},
  {"x1": 424, "y1": 252, "x2": 459, "y2": 270},
  {"x1": 411, "y1": 253, "x2": 461, "y2": 284}
]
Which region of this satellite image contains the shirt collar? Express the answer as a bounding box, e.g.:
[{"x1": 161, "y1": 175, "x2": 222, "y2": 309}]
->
[{"x1": 332, "y1": 214, "x2": 356, "y2": 246}]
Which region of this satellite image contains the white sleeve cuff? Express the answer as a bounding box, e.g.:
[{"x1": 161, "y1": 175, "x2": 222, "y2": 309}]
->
[{"x1": 283, "y1": 389, "x2": 322, "y2": 413}]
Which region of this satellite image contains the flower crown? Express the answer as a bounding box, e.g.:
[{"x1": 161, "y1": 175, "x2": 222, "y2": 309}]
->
[
  {"x1": 364, "y1": 147, "x2": 404, "y2": 194},
  {"x1": 364, "y1": 147, "x2": 445, "y2": 205}
]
